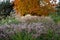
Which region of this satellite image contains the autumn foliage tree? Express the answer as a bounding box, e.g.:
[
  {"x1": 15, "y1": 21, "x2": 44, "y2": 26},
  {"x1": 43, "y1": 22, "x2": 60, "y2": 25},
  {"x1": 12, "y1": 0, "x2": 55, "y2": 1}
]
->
[{"x1": 13, "y1": 0, "x2": 57, "y2": 16}]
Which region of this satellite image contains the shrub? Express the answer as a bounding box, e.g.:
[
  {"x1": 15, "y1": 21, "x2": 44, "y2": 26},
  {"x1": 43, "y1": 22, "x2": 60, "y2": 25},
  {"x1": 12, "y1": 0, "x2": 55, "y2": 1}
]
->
[
  {"x1": 0, "y1": 1, "x2": 14, "y2": 19},
  {"x1": 13, "y1": 0, "x2": 55, "y2": 16}
]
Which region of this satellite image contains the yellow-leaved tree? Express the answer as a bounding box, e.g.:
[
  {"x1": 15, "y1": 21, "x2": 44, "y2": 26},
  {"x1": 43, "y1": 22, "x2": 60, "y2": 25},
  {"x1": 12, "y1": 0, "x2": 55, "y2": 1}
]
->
[{"x1": 13, "y1": 0, "x2": 57, "y2": 16}]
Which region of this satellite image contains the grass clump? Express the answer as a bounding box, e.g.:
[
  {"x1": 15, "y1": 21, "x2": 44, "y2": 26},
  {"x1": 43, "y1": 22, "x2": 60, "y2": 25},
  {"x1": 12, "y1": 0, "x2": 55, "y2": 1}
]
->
[
  {"x1": 9, "y1": 30, "x2": 34, "y2": 40},
  {"x1": 6, "y1": 29, "x2": 60, "y2": 40},
  {"x1": 35, "y1": 29, "x2": 60, "y2": 40}
]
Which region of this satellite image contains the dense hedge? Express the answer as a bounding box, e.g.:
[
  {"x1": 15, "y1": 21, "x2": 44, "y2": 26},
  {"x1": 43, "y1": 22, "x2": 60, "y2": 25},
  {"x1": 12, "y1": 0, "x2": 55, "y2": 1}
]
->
[{"x1": 0, "y1": 1, "x2": 14, "y2": 19}]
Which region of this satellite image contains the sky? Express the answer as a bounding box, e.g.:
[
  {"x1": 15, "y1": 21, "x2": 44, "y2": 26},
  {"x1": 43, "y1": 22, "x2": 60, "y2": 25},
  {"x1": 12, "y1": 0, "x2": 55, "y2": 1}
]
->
[{"x1": 0, "y1": 0, "x2": 59, "y2": 3}]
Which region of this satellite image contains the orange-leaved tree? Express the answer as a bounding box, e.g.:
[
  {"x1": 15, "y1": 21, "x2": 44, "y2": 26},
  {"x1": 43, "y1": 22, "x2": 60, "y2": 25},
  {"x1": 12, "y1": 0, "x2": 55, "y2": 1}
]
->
[{"x1": 13, "y1": 0, "x2": 57, "y2": 16}]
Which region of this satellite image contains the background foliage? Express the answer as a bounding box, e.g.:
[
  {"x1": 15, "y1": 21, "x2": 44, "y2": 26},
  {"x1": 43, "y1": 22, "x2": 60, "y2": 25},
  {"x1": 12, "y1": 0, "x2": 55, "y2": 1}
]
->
[
  {"x1": 0, "y1": 0, "x2": 14, "y2": 19},
  {"x1": 13, "y1": 0, "x2": 56, "y2": 16}
]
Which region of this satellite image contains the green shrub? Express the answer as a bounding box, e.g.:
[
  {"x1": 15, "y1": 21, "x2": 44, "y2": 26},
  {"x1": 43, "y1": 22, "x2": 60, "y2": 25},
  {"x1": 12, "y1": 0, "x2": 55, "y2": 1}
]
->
[
  {"x1": 0, "y1": 1, "x2": 14, "y2": 19},
  {"x1": 49, "y1": 12, "x2": 60, "y2": 23},
  {"x1": 0, "y1": 16, "x2": 20, "y2": 25}
]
